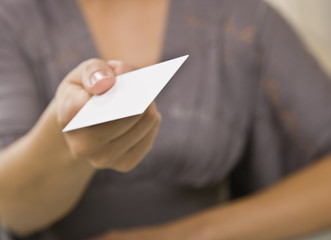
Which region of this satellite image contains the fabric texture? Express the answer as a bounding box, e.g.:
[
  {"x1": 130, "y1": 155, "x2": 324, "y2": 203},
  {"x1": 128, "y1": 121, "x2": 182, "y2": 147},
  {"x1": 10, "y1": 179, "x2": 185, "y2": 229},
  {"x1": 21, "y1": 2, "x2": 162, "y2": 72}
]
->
[{"x1": 1, "y1": 0, "x2": 331, "y2": 239}]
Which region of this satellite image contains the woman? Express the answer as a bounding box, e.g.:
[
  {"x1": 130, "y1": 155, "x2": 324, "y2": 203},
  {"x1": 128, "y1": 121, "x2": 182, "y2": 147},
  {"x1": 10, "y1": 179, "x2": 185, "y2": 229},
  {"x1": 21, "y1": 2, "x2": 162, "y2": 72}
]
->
[{"x1": 1, "y1": 0, "x2": 331, "y2": 239}]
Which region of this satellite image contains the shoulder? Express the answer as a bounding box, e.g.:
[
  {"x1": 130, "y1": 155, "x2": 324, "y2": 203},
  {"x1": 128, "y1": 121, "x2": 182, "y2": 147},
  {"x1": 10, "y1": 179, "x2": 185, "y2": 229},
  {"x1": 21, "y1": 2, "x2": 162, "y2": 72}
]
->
[
  {"x1": 0, "y1": 0, "x2": 49, "y2": 55},
  {"x1": 0, "y1": 0, "x2": 65, "y2": 62},
  {"x1": 0, "y1": 0, "x2": 69, "y2": 44},
  {"x1": 185, "y1": 0, "x2": 271, "y2": 20}
]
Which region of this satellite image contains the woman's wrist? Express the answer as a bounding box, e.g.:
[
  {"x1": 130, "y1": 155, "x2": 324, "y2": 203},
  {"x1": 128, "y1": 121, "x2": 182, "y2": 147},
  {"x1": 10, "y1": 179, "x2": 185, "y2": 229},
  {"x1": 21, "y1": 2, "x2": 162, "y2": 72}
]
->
[
  {"x1": 18, "y1": 98, "x2": 97, "y2": 202},
  {"x1": 30, "y1": 99, "x2": 88, "y2": 166},
  {"x1": 0, "y1": 99, "x2": 96, "y2": 236}
]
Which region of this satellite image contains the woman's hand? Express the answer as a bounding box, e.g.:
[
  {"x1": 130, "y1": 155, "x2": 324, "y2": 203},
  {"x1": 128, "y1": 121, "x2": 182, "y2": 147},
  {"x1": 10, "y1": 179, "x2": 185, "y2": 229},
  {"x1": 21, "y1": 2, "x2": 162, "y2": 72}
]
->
[
  {"x1": 89, "y1": 219, "x2": 209, "y2": 240},
  {"x1": 0, "y1": 58, "x2": 161, "y2": 236},
  {"x1": 56, "y1": 59, "x2": 161, "y2": 172}
]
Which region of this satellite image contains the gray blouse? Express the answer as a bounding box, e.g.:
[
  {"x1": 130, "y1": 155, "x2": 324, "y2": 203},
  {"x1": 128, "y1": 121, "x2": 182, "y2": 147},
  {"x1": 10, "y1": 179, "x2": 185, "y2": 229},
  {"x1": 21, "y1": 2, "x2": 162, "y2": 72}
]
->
[{"x1": 1, "y1": 0, "x2": 331, "y2": 239}]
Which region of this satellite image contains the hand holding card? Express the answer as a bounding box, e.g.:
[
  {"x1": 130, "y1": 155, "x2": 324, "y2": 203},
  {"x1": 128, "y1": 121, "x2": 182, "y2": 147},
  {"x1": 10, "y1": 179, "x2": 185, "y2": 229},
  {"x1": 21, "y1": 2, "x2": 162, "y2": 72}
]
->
[
  {"x1": 63, "y1": 55, "x2": 188, "y2": 132},
  {"x1": 56, "y1": 56, "x2": 187, "y2": 171}
]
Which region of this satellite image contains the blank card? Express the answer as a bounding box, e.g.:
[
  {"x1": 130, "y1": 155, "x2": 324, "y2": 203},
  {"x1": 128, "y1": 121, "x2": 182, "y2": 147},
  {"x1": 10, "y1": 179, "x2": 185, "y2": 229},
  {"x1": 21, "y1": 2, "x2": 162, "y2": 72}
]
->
[{"x1": 63, "y1": 55, "x2": 189, "y2": 132}]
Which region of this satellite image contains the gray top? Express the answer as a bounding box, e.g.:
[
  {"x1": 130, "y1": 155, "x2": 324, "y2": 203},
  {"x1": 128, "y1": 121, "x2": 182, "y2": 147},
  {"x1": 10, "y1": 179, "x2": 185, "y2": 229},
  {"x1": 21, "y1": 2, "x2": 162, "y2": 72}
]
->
[{"x1": 1, "y1": 0, "x2": 331, "y2": 239}]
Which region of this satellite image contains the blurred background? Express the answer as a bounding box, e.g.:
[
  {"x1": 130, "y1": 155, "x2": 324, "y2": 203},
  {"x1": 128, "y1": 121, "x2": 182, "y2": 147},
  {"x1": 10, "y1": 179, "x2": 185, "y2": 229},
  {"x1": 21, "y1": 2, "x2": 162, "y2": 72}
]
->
[
  {"x1": 265, "y1": 0, "x2": 331, "y2": 77},
  {"x1": 265, "y1": 1, "x2": 331, "y2": 239}
]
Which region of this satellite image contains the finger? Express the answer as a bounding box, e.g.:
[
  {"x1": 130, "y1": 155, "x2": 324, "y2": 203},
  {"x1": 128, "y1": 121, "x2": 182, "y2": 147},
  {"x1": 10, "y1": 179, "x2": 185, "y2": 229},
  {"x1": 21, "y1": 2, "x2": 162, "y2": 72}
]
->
[
  {"x1": 65, "y1": 102, "x2": 158, "y2": 158},
  {"x1": 107, "y1": 60, "x2": 135, "y2": 75},
  {"x1": 66, "y1": 58, "x2": 116, "y2": 95},
  {"x1": 61, "y1": 58, "x2": 116, "y2": 97},
  {"x1": 82, "y1": 59, "x2": 116, "y2": 95},
  {"x1": 57, "y1": 58, "x2": 117, "y2": 130},
  {"x1": 88, "y1": 103, "x2": 161, "y2": 169},
  {"x1": 64, "y1": 113, "x2": 143, "y2": 158},
  {"x1": 112, "y1": 119, "x2": 160, "y2": 172},
  {"x1": 56, "y1": 83, "x2": 91, "y2": 130},
  {"x1": 91, "y1": 120, "x2": 159, "y2": 171},
  {"x1": 56, "y1": 59, "x2": 129, "y2": 130}
]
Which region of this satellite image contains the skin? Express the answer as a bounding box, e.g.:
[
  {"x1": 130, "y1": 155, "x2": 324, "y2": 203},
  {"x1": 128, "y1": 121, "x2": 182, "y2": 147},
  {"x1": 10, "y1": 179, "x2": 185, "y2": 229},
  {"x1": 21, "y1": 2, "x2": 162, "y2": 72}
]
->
[
  {"x1": 91, "y1": 155, "x2": 331, "y2": 240},
  {"x1": 77, "y1": 0, "x2": 170, "y2": 68},
  {"x1": 0, "y1": 59, "x2": 161, "y2": 236}
]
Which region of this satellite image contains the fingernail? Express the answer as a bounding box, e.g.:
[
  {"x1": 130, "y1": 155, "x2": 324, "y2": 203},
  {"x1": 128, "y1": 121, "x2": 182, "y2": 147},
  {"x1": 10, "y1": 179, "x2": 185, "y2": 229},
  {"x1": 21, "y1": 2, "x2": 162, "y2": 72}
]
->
[{"x1": 90, "y1": 70, "x2": 113, "y2": 86}]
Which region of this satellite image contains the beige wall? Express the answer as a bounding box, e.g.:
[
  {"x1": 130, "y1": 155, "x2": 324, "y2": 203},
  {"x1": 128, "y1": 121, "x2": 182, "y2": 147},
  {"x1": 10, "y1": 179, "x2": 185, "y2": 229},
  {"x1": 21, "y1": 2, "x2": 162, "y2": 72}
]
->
[{"x1": 264, "y1": 0, "x2": 331, "y2": 77}]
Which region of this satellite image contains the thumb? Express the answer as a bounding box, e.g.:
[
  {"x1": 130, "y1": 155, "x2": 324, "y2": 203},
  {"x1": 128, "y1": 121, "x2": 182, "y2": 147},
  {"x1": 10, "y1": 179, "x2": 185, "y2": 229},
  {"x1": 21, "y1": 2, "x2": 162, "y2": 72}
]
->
[{"x1": 81, "y1": 59, "x2": 116, "y2": 95}]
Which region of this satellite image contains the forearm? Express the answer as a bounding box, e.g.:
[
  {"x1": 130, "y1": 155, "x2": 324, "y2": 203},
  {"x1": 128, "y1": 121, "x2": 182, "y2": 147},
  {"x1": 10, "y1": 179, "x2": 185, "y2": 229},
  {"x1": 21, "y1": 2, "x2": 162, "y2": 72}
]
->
[
  {"x1": 0, "y1": 100, "x2": 95, "y2": 236},
  {"x1": 176, "y1": 156, "x2": 331, "y2": 240}
]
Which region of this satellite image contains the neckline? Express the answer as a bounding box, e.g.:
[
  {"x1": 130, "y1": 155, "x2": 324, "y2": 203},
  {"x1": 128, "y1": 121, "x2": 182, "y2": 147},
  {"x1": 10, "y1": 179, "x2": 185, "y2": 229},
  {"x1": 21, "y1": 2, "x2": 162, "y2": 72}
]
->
[{"x1": 70, "y1": 0, "x2": 174, "y2": 64}]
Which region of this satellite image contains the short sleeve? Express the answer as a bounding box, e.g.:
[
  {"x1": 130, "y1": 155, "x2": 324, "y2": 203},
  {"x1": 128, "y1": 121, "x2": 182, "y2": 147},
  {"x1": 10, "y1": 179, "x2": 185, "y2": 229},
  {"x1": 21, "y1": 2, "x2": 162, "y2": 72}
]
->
[
  {"x1": 0, "y1": 13, "x2": 43, "y2": 149},
  {"x1": 231, "y1": 2, "x2": 331, "y2": 196},
  {"x1": 259, "y1": 3, "x2": 331, "y2": 160}
]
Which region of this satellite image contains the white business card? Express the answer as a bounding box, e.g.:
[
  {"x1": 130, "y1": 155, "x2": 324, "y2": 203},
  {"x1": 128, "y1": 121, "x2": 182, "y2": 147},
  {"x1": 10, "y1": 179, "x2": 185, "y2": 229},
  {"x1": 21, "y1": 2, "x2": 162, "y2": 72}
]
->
[{"x1": 63, "y1": 55, "x2": 189, "y2": 132}]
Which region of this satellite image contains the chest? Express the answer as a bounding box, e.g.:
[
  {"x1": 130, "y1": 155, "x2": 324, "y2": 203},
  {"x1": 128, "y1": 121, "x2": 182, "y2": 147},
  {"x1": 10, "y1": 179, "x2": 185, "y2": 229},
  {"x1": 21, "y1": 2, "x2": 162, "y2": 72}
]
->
[{"x1": 77, "y1": 0, "x2": 169, "y2": 69}]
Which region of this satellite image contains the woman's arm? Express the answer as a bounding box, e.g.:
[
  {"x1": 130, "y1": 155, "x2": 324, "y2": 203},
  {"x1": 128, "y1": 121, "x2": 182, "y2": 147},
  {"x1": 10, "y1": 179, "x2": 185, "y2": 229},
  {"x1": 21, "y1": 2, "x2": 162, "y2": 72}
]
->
[
  {"x1": 0, "y1": 98, "x2": 95, "y2": 237},
  {"x1": 0, "y1": 59, "x2": 161, "y2": 237},
  {"x1": 94, "y1": 155, "x2": 331, "y2": 240},
  {"x1": 183, "y1": 155, "x2": 331, "y2": 240}
]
